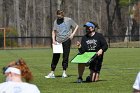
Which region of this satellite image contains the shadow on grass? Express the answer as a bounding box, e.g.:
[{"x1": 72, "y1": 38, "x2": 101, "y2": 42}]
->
[
  {"x1": 55, "y1": 74, "x2": 77, "y2": 78},
  {"x1": 71, "y1": 79, "x2": 107, "y2": 83}
]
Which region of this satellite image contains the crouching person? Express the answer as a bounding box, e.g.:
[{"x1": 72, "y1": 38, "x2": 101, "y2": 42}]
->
[{"x1": 77, "y1": 21, "x2": 108, "y2": 83}]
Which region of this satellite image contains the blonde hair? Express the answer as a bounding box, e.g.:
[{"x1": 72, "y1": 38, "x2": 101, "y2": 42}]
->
[{"x1": 7, "y1": 58, "x2": 33, "y2": 82}]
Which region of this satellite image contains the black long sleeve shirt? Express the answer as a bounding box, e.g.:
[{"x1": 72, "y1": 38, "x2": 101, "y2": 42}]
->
[{"x1": 78, "y1": 32, "x2": 108, "y2": 54}]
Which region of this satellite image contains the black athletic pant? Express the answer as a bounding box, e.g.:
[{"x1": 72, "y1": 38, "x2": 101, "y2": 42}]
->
[
  {"x1": 51, "y1": 39, "x2": 71, "y2": 71},
  {"x1": 89, "y1": 54, "x2": 104, "y2": 73}
]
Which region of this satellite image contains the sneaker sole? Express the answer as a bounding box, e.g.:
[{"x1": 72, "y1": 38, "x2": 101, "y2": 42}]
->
[
  {"x1": 62, "y1": 76, "x2": 68, "y2": 78},
  {"x1": 45, "y1": 76, "x2": 55, "y2": 78}
]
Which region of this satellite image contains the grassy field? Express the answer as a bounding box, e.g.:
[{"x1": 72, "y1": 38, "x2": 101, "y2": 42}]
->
[{"x1": 0, "y1": 48, "x2": 140, "y2": 93}]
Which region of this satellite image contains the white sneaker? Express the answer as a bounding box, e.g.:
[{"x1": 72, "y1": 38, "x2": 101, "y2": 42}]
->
[
  {"x1": 62, "y1": 73, "x2": 68, "y2": 78},
  {"x1": 45, "y1": 73, "x2": 55, "y2": 78}
]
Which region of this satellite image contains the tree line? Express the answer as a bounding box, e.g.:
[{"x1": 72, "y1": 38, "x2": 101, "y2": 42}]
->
[{"x1": 0, "y1": 0, "x2": 139, "y2": 47}]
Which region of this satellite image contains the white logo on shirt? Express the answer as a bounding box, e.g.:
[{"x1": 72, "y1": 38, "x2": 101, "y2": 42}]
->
[{"x1": 86, "y1": 39, "x2": 97, "y2": 51}]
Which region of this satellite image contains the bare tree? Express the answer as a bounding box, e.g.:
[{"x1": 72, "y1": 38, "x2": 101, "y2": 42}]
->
[
  {"x1": 42, "y1": 0, "x2": 47, "y2": 44},
  {"x1": 32, "y1": 0, "x2": 37, "y2": 46},
  {"x1": 0, "y1": 0, "x2": 137, "y2": 47},
  {"x1": 14, "y1": 0, "x2": 21, "y2": 46},
  {"x1": 0, "y1": 0, "x2": 3, "y2": 27},
  {"x1": 25, "y1": 0, "x2": 29, "y2": 43},
  {"x1": 57, "y1": 0, "x2": 63, "y2": 10},
  {"x1": 98, "y1": 0, "x2": 103, "y2": 33}
]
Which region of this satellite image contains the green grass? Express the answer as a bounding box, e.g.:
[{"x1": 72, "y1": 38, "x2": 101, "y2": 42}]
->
[{"x1": 0, "y1": 48, "x2": 140, "y2": 93}]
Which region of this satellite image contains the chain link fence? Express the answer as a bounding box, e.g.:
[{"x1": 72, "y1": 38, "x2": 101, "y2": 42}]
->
[{"x1": 0, "y1": 35, "x2": 140, "y2": 49}]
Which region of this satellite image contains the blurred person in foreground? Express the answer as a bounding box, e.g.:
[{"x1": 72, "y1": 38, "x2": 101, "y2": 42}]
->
[
  {"x1": 45, "y1": 10, "x2": 79, "y2": 78},
  {"x1": 133, "y1": 72, "x2": 140, "y2": 93},
  {"x1": 76, "y1": 21, "x2": 108, "y2": 83},
  {"x1": 0, "y1": 58, "x2": 40, "y2": 93}
]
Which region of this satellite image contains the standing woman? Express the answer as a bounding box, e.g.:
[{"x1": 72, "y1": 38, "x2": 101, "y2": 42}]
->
[
  {"x1": 45, "y1": 10, "x2": 79, "y2": 78},
  {"x1": 0, "y1": 59, "x2": 40, "y2": 93}
]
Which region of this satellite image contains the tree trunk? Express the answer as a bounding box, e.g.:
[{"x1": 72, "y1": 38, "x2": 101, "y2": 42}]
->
[
  {"x1": 98, "y1": 0, "x2": 102, "y2": 33},
  {"x1": 14, "y1": 0, "x2": 21, "y2": 46},
  {"x1": 32, "y1": 0, "x2": 36, "y2": 46},
  {"x1": 0, "y1": 0, "x2": 3, "y2": 27},
  {"x1": 42, "y1": 0, "x2": 47, "y2": 44},
  {"x1": 25, "y1": 0, "x2": 29, "y2": 45},
  {"x1": 57, "y1": 0, "x2": 62, "y2": 10}
]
